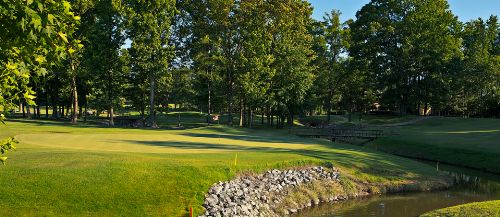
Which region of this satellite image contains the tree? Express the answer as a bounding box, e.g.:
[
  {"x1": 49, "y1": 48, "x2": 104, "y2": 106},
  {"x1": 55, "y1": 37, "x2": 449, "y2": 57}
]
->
[
  {"x1": 401, "y1": 0, "x2": 462, "y2": 115},
  {"x1": 0, "y1": 0, "x2": 80, "y2": 163},
  {"x1": 320, "y1": 10, "x2": 351, "y2": 123},
  {"x1": 81, "y1": 0, "x2": 125, "y2": 126},
  {"x1": 350, "y1": 0, "x2": 408, "y2": 115},
  {"x1": 1, "y1": 0, "x2": 80, "y2": 111},
  {"x1": 187, "y1": 0, "x2": 244, "y2": 125},
  {"x1": 454, "y1": 16, "x2": 500, "y2": 117},
  {"x1": 350, "y1": 0, "x2": 461, "y2": 116},
  {"x1": 236, "y1": 0, "x2": 275, "y2": 127},
  {"x1": 126, "y1": 0, "x2": 176, "y2": 127},
  {"x1": 267, "y1": 0, "x2": 315, "y2": 128}
]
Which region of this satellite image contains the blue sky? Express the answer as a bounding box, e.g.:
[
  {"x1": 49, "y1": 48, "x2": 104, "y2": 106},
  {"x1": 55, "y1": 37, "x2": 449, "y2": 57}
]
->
[{"x1": 308, "y1": 0, "x2": 500, "y2": 22}]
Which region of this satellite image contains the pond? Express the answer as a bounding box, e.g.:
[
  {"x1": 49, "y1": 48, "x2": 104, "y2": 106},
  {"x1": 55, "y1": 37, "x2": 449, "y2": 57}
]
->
[{"x1": 296, "y1": 162, "x2": 500, "y2": 217}]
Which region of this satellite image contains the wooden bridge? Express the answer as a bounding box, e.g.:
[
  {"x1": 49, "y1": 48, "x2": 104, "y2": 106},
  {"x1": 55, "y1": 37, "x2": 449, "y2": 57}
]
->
[{"x1": 292, "y1": 126, "x2": 385, "y2": 145}]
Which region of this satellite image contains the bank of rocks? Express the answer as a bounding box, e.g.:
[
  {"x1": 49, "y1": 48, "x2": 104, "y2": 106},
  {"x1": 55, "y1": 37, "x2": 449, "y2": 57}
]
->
[{"x1": 201, "y1": 166, "x2": 345, "y2": 217}]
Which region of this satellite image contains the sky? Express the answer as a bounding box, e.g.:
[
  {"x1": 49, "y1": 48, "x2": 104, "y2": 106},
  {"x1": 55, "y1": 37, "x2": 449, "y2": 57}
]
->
[{"x1": 308, "y1": 0, "x2": 500, "y2": 22}]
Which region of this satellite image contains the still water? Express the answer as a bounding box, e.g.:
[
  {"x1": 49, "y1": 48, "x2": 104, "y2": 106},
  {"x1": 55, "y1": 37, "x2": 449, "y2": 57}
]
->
[{"x1": 296, "y1": 163, "x2": 500, "y2": 217}]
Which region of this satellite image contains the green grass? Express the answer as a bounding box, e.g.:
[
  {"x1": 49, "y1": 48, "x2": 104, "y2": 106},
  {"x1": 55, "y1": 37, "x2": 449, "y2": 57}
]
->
[
  {"x1": 0, "y1": 118, "x2": 448, "y2": 216},
  {"x1": 370, "y1": 117, "x2": 500, "y2": 173},
  {"x1": 298, "y1": 114, "x2": 420, "y2": 125},
  {"x1": 420, "y1": 200, "x2": 500, "y2": 217}
]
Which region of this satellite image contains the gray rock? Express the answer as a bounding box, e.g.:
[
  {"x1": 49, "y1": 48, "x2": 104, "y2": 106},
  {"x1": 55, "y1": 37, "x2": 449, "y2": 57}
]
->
[{"x1": 201, "y1": 166, "x2": 341, "y2": 217}]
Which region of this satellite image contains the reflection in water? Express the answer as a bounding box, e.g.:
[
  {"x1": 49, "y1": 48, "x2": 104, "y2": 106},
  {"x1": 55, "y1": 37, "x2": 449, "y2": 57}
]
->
[{"x1": 296, "y1": 163, "x2": 500, "y2": 217}]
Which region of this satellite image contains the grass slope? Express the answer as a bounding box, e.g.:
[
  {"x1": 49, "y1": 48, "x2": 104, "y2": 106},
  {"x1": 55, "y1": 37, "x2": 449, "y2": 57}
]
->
[
  {"x1": 420, "y1": 200, "x2": 500, "y2": 217},
  {"x1": 0, "y1": 119, "x2": 447, "y2": 216},
  {"x1": 298, "y1": 114, "x2": 420, "y2": 125},
  {"x1": 371, "y1": 117, "x2": 500, "y2": 173}
]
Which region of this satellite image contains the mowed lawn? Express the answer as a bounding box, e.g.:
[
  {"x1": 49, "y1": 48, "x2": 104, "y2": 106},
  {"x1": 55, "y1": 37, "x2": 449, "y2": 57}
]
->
[
  {"x1": 371, "y1": 117, "x2": 500, "y2": 173},
  {"x1": 0, "y1": 119, "x2": 445, "y2": 216},
  {"x1": 420, "y1": 200, "x2": 500, "y2": 217}
]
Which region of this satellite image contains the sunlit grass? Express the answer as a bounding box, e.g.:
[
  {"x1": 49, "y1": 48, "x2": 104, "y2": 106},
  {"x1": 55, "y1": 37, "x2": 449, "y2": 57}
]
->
[
  {"x1": 0, "y1": 118, "x2": 446, "y2": 216},
  {"x1": 371, "y1": 117, "x2": 500, "y2": 173},
  {"x1": 420, "y1": 200, "x2": 500, "y2": 217}
]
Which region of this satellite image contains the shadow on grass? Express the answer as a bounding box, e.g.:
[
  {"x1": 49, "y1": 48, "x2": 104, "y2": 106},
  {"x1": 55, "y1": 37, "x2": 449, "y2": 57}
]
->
[
  {"x1": 177, "y1": 132, "x2": 305, "y2": 144},
  {"x1": 118, "y1": 138, "x2": 412, "y2": 178},
  {"x1": 6, "y1": 118, "x2": 211, "y2": 131}
]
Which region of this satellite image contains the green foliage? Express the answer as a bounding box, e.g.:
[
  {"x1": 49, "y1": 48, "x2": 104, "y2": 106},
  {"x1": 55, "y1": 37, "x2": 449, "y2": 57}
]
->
[
  {"x1": 309, "y1": 10, "x2": 356, "y2": 120},
  {"x1": 0, "y1": 137, "x2": 18, "y2": 165},
  {"x1": 126, "y1": 0, "x2": 176, "y2": 126},
  {"x1": 0, "y1": 0, "x2": 80, "y2": 111},
  {"x1": 267, "y1": 0, "x2": 315, "y2": 114},
  {"x1": 451, "y1": 16, "x2": 500, "y2": 116},
  {"x1": 350, "y1": 0, "x2": 463, "y2": 115},
  {"x1": 78, "y1": 0, "x2": 127, "y2": 125}
]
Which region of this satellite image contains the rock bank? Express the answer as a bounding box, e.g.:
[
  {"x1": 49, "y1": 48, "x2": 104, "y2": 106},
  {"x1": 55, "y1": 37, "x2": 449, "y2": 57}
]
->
[{"x1": 201, "y1": 166, "x2": 343, "y2": 217}]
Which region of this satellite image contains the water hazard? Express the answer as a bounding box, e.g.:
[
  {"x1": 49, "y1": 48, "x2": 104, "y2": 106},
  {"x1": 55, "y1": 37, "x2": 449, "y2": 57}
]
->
[{"x1": 296, "y1": 162, "x2": 500, "y2": 217}]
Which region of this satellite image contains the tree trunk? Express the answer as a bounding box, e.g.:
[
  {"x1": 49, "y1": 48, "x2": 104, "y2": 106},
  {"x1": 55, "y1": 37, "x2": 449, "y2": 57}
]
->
[
  {"x1": 36, "y1": 105, "x2": 40, "y2": 119},
  {"x1": 249, "y1": 106, "x2": 253, "y2": 128},
  {"x1": 52, "y1": 94, "x2": 58, "y2": 118},
  {"x1": 266, "y1": 106, "x2": 271, "y2": 127},
  {"x1": 239, "y1": 99, "x2": 244, "y2": 127},
  {"x1": 424, "y1": 102, "x2": 429, "y2": 116},
  {"x1": 22, "y1": 103, "x2": 26, "y2": 118},
  {"x1": 108, "y1": 68, "x2": 114, "y2": 126},
  {"x1": 207, "y1": 70, "x2": 212, "y2": 116},
  {"x1": 261, "y1": 107, "x2": 264, "y2": 125},
  {"x1": 227, "y1": 69, "x2": 234, "y2": 126},
  {"x1": 140, "y1": 91, "x2": 145, "y2": 124},
  {"x1": 84, "y1": 96, "x2": 88, "y2": 123},
  {"x1": 149, "y1": 73, "x2": 156, "y2": 127},
  {"x1": 271, "y1": 112, "x2": 274, "y2": 127},
  {"x1": 109, "y1": 107, "x2": 114, "y2": 126},
  {"x1": 26, "y1": 104, "x2": 31, "y2": 119},
  {"x1": 45, "y1": 97, "x2": 49, "y2": 119},
  {"x1": 71, "y1": 71, "x2": 78, "y2": 124}
]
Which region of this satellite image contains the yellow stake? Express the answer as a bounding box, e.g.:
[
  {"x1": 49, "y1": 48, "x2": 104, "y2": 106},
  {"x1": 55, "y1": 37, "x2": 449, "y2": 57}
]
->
[{"x1": 234, "y1": 153, "x2": 238, "y2": 167}]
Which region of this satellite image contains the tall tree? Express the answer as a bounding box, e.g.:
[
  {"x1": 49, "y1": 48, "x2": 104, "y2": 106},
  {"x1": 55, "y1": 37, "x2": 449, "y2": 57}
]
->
[
  {"x1": 320, "y1": 10, "x2": 351, "y2": 123},
  {"x1": 126, "y1": 0, "x2": 176, "y2": 127},
  {"x1": 236, "y1": 0, "x2": 275, "y2": 127},
  {"x1": 350, "y1": 0, "x2": 407, "y2": 115},
  {"x1": 455, "y1": 16, "x2": 500, "y2": 117},
  {"x1": 82, "y1": 0, "x2": 125, "y2": 126},
  {"x1": 401, "y1": 0, "x2": 462, "y2": 115},
  {"x1": 186, "y1": 0, "x2": 242, "y2": 125},
  {"x1": 267, "y1": 0, "x2": 315, "y2": 127},
  {"x1": 350, "y1": 0, "x2": 461, "y2": 116}
]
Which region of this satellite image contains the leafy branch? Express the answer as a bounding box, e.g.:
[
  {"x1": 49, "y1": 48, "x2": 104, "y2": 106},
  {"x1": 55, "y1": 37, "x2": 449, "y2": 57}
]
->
[{"x1": 0, "y1": 137, "x2": 17, "y2": 165}]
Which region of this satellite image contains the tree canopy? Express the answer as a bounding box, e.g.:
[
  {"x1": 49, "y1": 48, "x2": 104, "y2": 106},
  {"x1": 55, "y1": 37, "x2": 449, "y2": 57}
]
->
[{"x1": 1, "y1": 0, "x2": 499, "y2": 133}]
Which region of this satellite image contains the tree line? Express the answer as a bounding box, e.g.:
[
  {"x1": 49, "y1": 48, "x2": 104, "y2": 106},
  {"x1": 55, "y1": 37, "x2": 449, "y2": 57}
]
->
[{"x1": 2, "y1": 0, "x2": 499, "y2": 129}]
